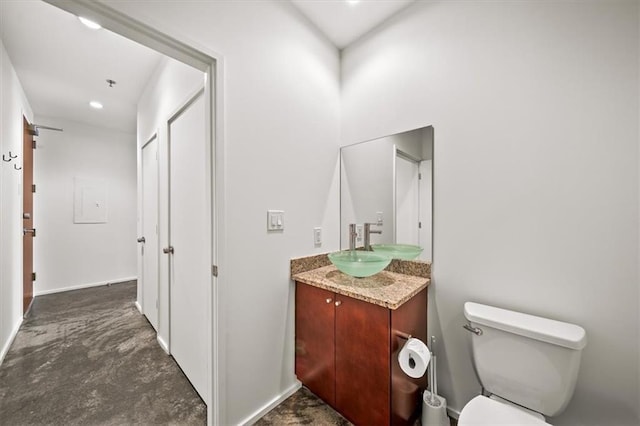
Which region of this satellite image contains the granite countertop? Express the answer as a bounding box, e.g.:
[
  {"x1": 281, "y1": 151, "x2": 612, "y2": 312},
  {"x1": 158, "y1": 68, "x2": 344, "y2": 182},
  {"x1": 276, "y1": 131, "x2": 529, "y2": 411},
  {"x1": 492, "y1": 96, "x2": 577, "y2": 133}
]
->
[{"x1": 292, "y1": 265, "x2": 429, "y2": 310}]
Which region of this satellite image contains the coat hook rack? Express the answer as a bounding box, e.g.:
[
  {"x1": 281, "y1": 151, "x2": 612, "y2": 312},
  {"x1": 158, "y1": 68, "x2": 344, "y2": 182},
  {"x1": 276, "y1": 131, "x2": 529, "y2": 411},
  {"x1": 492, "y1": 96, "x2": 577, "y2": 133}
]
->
[
  {"x1": 14, "y1": 164, "x2": 22, "y2": 170},
  {"x1": 2, "y1": 154, "x2": 11, "y2": 162},
  {"x1": 9, "y1": 151, "x2": 17, "y2": 159}
]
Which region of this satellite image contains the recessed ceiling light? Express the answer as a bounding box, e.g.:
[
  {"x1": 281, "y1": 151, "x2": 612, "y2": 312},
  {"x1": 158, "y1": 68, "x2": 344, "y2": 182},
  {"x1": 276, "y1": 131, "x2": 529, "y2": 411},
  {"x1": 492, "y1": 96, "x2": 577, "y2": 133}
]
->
[
  {"x1": 89, "y1": 101, "x2": 103, "y2": 109},
  {"x1": 78, "y1": 17, "x2": 101, "y2": 30},
  {"x1": 346, "y1": 0, "x2": 360, "y2": 5}
]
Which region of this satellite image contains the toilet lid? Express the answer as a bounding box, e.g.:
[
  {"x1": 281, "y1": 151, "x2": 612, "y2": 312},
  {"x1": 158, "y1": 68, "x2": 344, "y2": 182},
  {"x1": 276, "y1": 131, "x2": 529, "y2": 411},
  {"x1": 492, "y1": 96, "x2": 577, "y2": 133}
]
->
[{"x1": 458, "y1": 396, "x2": 552, "y2": 425}]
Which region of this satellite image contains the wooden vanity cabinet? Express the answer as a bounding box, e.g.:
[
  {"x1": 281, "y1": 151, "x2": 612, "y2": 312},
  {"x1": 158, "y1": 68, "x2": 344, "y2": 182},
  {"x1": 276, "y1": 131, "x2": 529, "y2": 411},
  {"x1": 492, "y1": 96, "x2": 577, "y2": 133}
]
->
[
  {"x1": 295, "y1": 283, "x2": 336, "y2": 406},
  {"x1": 295, "y1": 281, "x2": 427, "y2": 426}
]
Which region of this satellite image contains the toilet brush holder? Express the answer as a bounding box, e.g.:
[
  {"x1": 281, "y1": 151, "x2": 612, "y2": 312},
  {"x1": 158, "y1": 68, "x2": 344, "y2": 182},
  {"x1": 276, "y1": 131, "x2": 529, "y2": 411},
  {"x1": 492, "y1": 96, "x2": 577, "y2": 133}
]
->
[
  {"x1": 422, "y1": 390, "x2": 449, "y2": 426},
  {"x1": 422, "y1": 336, "x2": 449, "y2": 426}
]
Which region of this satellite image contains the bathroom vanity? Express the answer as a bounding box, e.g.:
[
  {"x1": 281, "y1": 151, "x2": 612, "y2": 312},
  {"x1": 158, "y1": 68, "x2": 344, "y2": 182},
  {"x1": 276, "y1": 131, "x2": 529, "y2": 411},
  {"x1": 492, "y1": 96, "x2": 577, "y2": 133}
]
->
[{"x1": 291, "y1": 255, "x2": 430, "y2": 426}]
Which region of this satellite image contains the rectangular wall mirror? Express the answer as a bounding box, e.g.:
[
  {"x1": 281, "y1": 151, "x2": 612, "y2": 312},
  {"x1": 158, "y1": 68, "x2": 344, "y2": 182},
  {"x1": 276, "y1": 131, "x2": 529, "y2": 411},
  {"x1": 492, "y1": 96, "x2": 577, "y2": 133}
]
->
[{"x1": 340, "y1": 126, "x2": 433, "y2": 262}]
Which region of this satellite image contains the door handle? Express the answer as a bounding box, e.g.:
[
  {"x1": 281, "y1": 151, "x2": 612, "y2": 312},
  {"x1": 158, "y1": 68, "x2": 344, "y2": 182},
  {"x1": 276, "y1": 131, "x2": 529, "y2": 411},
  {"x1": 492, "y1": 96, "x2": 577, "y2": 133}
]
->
[
  {"x1": 163, "y1": 246, "x2": 174, "y2": 254},
  {"x1": 137, "y1": 237, "x2": 146, "y2": 243},
  {"x1": 23, "y1": 213, "x2": 31, "y2": 220},
  {"x1": 23, "y1": 228, "x2": 36, "y2": 237}
]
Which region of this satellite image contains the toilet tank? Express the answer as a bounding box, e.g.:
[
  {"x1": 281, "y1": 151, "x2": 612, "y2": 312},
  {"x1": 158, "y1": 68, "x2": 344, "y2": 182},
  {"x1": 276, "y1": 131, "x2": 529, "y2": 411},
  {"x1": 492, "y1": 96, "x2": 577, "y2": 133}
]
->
[{"x1": 464, "y1": 302, "x2": 587, "y2": 417}]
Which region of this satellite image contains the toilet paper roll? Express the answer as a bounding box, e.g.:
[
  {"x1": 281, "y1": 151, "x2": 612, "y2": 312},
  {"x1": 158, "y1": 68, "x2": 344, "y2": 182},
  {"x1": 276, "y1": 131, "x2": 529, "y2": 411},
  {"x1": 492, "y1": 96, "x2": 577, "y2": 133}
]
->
[{"x1": 398, "y1": 337, "x2": 430, "y2": 378}]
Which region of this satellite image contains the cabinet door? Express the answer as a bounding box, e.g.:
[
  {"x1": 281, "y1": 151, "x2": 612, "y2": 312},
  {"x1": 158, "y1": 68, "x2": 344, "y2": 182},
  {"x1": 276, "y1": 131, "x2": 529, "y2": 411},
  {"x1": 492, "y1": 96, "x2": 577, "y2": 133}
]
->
[
  {"x1": 335, "y1": 295, "x2": 390, "y2": 426},
  {"x1": 295, "y1": 282, "x2": 336, "y2": 406}
]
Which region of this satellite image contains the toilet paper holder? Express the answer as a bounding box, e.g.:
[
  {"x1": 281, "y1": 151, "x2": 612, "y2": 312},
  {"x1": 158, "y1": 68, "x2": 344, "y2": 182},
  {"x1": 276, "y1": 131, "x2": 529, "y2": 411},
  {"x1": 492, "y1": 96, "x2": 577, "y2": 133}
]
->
[
  {"x1": 395, "y1": 331, "x2": 412, "y2": 341},
  {"x1": 397, "y1": 334, "x2": 431, "y2": 379}
]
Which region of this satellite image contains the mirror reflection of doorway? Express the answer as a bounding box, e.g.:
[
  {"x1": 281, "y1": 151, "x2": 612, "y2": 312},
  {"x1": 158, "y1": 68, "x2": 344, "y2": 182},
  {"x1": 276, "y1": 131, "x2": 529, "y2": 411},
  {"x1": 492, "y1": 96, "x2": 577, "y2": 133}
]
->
[
  {"x1": 395, "y1": 152, "x2": 420, "y2": 246},
  {"x1": 418, "y1": 159, "x2": 432, "y2": 261},
  {"x1": 395, "y1": 151, "x2": 432, "y2": 262}
]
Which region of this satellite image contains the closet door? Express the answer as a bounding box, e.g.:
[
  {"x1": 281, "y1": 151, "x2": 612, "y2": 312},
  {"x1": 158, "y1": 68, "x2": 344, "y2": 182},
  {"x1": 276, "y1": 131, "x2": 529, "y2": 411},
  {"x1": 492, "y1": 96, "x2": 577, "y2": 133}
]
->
[
  {"x1": 168, "y1": 92, "x2": 209, "y2": 402},
  {"x1": 141, "y1": 135, "x2": 159, "y2": 330}
]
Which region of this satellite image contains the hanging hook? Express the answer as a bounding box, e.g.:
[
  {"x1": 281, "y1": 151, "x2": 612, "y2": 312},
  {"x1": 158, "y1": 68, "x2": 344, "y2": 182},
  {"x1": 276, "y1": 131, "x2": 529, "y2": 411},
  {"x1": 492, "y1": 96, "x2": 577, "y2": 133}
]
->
[
  {"x1": 2, "y1": 154, "x2": 11, "y2": 162},
  {"x1": 14, "y1": 164, "x2": 21, "y2": 170},
  {"x1": 9, "y1": 151, "x2": 17, "y2": 159}
]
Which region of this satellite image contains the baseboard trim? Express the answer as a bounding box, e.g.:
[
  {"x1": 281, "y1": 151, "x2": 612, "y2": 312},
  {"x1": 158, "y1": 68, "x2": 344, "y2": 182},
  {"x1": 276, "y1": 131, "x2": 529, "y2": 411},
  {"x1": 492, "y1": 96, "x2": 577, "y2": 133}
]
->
[
  {"x1": 0, "y1": 317, "x2": 23, "y2": 367},
  {"x1": 447, "y1": 406, "x2": 460, "y2": 419},
  {"x1": 240, "y1": 381, "x2": 302, "y2": 425},
  {"x1": 134, "y1": 301, "x2": 143, "y2": 314},
  {"x1": 157, "y1": 335, "x2": 170, "y2": 355},
  {"x1": 33, "y1": 276, "x2": 137, "y2": 296}
]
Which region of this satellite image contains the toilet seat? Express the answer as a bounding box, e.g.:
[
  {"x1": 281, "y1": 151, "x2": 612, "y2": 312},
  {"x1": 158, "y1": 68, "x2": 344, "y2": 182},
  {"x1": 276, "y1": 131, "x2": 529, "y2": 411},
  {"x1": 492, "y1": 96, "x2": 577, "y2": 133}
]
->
[{"x1": 458, "y1": 396, "x2": 552, "y2": 425}]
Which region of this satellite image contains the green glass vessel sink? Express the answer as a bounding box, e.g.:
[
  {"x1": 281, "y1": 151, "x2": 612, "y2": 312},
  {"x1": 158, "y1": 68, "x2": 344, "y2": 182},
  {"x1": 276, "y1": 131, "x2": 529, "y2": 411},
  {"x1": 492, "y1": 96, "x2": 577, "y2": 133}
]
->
[
  {"x1": 328, "y1": 250, "x2": 392, "y2": 278},
  {"x1": 371, "y1": 244, "x2": 423, "y2": 260}
]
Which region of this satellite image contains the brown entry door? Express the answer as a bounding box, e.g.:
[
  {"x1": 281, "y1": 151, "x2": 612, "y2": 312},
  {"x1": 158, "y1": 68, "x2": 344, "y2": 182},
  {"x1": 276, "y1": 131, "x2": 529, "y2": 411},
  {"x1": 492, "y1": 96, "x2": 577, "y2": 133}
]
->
[{"x1": 22, "y1": 117, "x2": 35, "y2": 314}]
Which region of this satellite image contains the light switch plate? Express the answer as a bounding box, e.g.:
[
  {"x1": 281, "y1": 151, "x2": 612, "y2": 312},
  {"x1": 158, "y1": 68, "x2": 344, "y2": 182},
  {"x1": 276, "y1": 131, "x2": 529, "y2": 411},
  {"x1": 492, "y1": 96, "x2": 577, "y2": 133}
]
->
[
  {"x1": 313, "y1": 227, "x2": 322, "y2": 245},
  {"x1": 267, "y1": 210, "x2": 284, "y2": 231}
]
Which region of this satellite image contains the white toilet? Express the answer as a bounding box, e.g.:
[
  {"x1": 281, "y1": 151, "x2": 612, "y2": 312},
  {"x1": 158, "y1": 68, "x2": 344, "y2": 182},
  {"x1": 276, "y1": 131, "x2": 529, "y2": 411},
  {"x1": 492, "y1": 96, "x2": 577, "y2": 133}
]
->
[{"x1": 458, "y1": 302, "x2": 587, "y2": 425}]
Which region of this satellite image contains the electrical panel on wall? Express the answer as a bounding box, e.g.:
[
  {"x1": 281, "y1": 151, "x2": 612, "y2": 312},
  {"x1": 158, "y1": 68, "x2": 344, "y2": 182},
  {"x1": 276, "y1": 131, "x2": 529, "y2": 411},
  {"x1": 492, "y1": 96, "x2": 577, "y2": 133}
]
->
[{"x1": 73, "y1": 177, "x2": 108, "y2": 223}]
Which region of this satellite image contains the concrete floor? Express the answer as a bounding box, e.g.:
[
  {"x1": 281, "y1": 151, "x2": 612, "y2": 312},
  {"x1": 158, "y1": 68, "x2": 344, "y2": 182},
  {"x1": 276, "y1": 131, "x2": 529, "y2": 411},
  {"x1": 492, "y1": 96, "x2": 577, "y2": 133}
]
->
[
  {"x1": 255, "y1": 387, "x2": 351, "y2": 425},
  {"x1": 0, "y1": 281, "x2": 206, "y2": 425},
  {"x1": 255, "y1": 387, "x2": 459, "y2": 426}
]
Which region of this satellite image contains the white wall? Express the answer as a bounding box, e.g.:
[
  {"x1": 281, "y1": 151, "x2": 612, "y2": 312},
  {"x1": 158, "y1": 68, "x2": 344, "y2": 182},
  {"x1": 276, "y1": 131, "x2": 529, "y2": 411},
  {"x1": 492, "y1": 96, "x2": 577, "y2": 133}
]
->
[
  {"x1": 112, "y1": 1, "x2": 341, "y2": 424},
  {"x1": 0, "y1": 38, "x2": 33, "y2": 362},
  {"x1": 136, "y1": 55, "x2": 205, "y2": 344},
  {"x1": 342, "y1": 1, "x2": 639, "y2": 425},
  {"x1": 32, "y1": 117, "x2": 137, "y2": 294}
]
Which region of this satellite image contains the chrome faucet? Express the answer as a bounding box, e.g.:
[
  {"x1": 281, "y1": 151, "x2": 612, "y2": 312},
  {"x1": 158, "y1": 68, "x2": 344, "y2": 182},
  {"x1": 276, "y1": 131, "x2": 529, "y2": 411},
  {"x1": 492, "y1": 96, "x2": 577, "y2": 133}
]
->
[
  {"x1": 364, "y1": 223, "x2": 382, "y2": 251},
  {"x1": 349, "y1": 224, "x2": 357, "y2": 251}
]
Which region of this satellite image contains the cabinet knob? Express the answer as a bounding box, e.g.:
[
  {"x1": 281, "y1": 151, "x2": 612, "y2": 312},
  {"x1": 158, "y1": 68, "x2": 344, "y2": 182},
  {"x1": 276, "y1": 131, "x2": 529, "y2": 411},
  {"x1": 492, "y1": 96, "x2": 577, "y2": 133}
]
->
[
  {"x1": 326, "y1": 298, "x2": 332, "y2": 304},
  {"x1": 335, "y1": 300, "x2": 342, "y2": 307}
]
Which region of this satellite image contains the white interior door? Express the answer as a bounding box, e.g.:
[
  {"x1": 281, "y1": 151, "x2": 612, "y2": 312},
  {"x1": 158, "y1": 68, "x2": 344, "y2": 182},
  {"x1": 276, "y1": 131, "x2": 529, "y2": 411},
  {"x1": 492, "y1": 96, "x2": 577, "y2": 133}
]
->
[
  {"x1": 141, "y1": 136, "x2": 159, "y2": 330},
  {"x1": 168, "y1": 93, "x2": 209, "y2": 402},
  {"x1": 396, "y1": 154, "x2": 420, "y2": 246}
]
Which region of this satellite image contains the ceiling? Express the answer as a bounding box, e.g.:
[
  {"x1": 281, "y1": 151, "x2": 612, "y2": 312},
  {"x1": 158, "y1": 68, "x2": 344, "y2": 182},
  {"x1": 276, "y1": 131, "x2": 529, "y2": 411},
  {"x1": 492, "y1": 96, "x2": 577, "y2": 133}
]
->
[
  {"x1": 0, "y1": 1, "x2": 162, "y2": 133},
  {"x1": 0, "y1": 0, "x2": 413, "y2": 134},
  {"x1": 291, "y1": 0, "x2": 415, "y2": 48}
]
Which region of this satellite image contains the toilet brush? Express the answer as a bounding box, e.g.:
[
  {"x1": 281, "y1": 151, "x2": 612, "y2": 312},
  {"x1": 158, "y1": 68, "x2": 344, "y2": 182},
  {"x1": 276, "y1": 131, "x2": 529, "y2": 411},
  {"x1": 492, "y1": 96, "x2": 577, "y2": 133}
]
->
[{"x1": 422, "y1": 337, "x2": 449, "y2": 426}]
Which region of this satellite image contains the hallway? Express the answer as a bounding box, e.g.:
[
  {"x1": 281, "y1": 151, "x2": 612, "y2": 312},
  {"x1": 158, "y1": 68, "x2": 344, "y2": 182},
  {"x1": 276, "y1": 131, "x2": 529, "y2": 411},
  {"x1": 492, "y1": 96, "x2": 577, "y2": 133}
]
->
[{"x1": 0, "y1": 281, "x2": 205, "y2": 425}]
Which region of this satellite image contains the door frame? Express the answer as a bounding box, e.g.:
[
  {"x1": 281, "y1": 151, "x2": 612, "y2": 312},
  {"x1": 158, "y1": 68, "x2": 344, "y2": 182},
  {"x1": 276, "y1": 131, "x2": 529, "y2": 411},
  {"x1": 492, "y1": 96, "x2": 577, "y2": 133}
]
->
[{"x1": 43, "y1": 1, "x2": 225, "y2": 425}]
